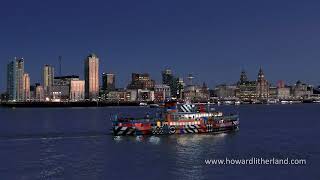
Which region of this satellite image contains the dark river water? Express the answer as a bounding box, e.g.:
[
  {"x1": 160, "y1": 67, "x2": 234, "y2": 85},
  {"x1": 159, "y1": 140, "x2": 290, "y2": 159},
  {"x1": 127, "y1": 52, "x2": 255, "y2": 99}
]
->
[{"x1": 0, "y1": 104, "x2": 319, "y2": 180}]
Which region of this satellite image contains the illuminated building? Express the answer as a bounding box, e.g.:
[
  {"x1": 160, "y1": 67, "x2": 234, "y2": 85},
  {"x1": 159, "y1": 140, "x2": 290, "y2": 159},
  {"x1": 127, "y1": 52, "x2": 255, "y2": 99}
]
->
[
  {"x1": 70, "y1": 80, "x2": 85, "y2": 101},
  {"x1": 43, "y1": 64, "x2": 54, "y2": 98},
  {"x1": 127, "y1": 73, "x2": 155, "y2": 90},
  {"x1": 84, "y1": 53, "x2": 99, "y2": 99},
  {"x1": 52, "y1": 75, "x2": 79, "y2": 101},
  {"x1": 102, "y1": 73, "x2": 115, "y2": 91},
  {"x1": 23, "y1": 73, "x2": 30, "y2": 101},
  {"x1": 35, "y1": 85, "x2": 45, "y2": 101},
  {"x1": 6, "y1": 58, "x2": 24, "y2": 101}
]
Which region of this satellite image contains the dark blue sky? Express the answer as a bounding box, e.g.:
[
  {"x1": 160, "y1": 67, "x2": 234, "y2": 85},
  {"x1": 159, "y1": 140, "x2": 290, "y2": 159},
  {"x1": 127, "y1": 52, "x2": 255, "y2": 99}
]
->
[{"x1": 1, "y1": 0, "x2": 320, "y2": 91}]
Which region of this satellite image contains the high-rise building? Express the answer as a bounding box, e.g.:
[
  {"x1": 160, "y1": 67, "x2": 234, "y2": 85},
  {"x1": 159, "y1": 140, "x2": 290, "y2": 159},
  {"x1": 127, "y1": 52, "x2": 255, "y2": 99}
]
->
[
  {"x1": 6, "y1": 58, "x2": 24, "y2": 101},
  {"x1": 162, "y1": 69, "x2": 173, "y2": 85},
  {"x1": 7, "y1": 61, "x2": 16, "y2": 101},
  {"x1": 102, "y1": 73, "x2": 115, "y2": 91},
  {"x1": 23, "y1": 73, "x2": 30, "y2": 101},
  {"x1": 84, "y1": 53, "x2": 99, "y2": 99},
  {"x1": 43, "y1": 64, "x2": 54, "y2": 98},
  {"x1": 161, "y1": 69, "x2": 181, "y2": 98},
  {"x1": 16, "y1": 58, "x2": 24, "y2": 101}
]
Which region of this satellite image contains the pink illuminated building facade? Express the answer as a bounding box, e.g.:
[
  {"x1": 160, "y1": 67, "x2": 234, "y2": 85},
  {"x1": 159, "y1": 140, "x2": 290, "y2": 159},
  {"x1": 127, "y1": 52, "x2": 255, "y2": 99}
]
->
[
  {"x1": 84, "y1": 53, "x2": 99, "y2": 99},
  {"x1": 70, "y1": 80, "x2": 85, "y2": 101}
]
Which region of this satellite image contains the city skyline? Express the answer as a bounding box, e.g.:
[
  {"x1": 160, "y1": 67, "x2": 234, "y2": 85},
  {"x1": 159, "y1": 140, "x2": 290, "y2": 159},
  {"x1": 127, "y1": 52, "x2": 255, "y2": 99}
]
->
[
  {"x1": 2, "y1": 1, "x2": 320, "y2": 91},
  {"x1": 1, "y1": 54, "x2": 320, "y2": 94},
  {"x1": 4, "y1": 56, "x2": 318, "y2": 103}
]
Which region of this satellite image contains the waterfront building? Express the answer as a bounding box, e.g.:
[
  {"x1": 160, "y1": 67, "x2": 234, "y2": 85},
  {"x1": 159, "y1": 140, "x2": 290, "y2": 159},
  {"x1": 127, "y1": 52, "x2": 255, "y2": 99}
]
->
[
  {"x1": 84, "y1": 53, "x2": 99, "y2": 99},
  {"x1": 277, "y1": 87, "x2": 291, "y2": 99},
  {"x1": 0, "y1": 93, "x2": 8, "y2": 101},
  {"x1": 154, "y1": 84, "x2": 171, "y2": 102},
  {"x1": 269, "y1": 86, "x2": 277, "y2": 99},
  {"x1": 199, "y1": 82, "x2": 210, "y2": 100},
  {"x1": 16, "y1": 58, "x2": 24, "y2": 101},
  {"x1": 7, "y1": 61, "x2": 17, "y2": 101},
  {"x1": 178, "y1": 77, "x2": 185, "y2": 87},
  {"x1": 52, "y1": 75, "x2": 80, "y2": 101},
  {"x1": 23, "y1": 73, "x2": 30, "y2": 101},
  {"x1": 183, "y1": 85, "x2": 199, "y2": 101},
  {"x1": 161, "y1": 69, "x2": 183, "y2": 99},
  {"x1": 214, "y1": 84, "x2": 237, "y2": 99},
  {"x1": 137, "y1": 89, "x2": 155, "y2": 102},
  {"x1": 43, "y1": 65, "x2": 54, "y2": 98},
  {"x1": 183, "y1": 79, "x2": 210, "y2": 102},
  {"x1": 162, "y1": 69, "x2": 173, "y2": 85},
  {"x1": 177, "y1": 77, "x2": 185, "y2": 99},
  {"x1": 239, "y1": 70, "x2": 248, "y2": 84},
  {"x1": 30, "y1": 84, "x2": 38, "y2": 101},
  {"x1": 292, "y1": 81, "x2": 313, "y2": 99},
  {"x1": 35, "y1": 85, "x2": 45, "y2": 101},
  {"x1": 105, "y1": 89, "x2": 138, "y2": 102},
  {"x1": 162, "y1": 69, "x2": 175, "y2": 97},
  {"x1": 6, "y1": 58, "x2": 25, "y2": 101},
  {"x1": 127, "y1": 73, "x2": 155, "y2": 90},
  {"x1": 110, "y1": 88, "x2": 154, "y2": 102},
  {"x1": 125, "y1": 89, "x2": 138, "y2": 102},
  {"x1": 70, "y1": 80, "x2": 85, "y2": 101},
  {"x1": 106, "y1": 90, "x2": 126, "y2": 102},
  {"x1": 236, "y1": 70, "x2": 257, "y2": 101},
  {"x1": 314, "y1": 86, "x2": 320, "y2": 94},
  {"x1": 256, "y1": 68, "x2": 269, "y2": 100},
  {"x1": 102, "y1": 73, "x2": 115, "y2": 91}
]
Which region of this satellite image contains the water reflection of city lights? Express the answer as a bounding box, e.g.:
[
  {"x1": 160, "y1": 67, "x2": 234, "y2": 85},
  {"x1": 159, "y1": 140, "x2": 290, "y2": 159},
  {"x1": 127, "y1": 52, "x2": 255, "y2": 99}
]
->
[
  {"x1": 175, "y1": 133, "x2": 229, "y2": 146},
  {"x1": 215, "y1": 133, "x2": 228, "y2": 138},
  {"x1": 113, "y1": 136, "x2": 122, "y2": 141},
  {"x1": 149, "y1": 136, "x2": 160, "y2": 145},
  {"x1": 135, "y1": 135, "x2": 144, "y2": 142}
]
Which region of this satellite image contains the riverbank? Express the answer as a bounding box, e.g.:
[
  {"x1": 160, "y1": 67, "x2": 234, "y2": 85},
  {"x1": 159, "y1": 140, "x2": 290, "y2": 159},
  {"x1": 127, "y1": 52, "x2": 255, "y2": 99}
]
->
[
  {"x1": 0, "y1": 101, "x2": 141, "y2": 108},
  {"x1": 1, "y1": 100, "x2": 320, "y2": 108}
]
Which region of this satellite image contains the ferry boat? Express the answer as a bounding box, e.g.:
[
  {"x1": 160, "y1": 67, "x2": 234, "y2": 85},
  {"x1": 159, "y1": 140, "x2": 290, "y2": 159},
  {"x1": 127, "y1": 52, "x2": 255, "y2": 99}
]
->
[{"x1": 112, "y1": 102, "x2": 239, "y2": 136}]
